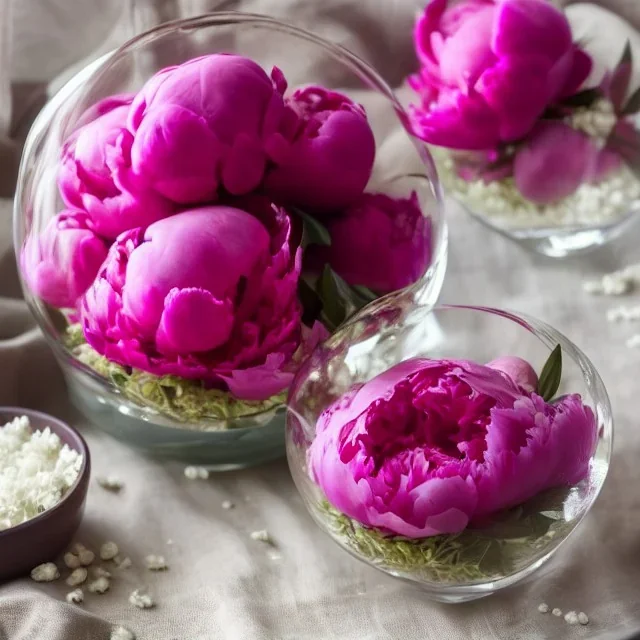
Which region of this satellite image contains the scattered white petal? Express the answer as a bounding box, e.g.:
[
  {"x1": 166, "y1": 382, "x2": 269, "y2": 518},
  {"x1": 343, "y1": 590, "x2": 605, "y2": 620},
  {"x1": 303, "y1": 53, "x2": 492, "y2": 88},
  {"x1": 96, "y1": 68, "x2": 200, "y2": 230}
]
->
[
  {"x1": 578, "y1": 612, "x2": 589, "y2": 625},
  {"x1": 30, "y1": 562, "x2": 60, "y2": 582},
  {"x1": 88, "y1": 577, "x2": 110, "y2": 594},
  {"x1": 552, "y1": 608, "x2": 563, "y2": 617},
  {"x1": 129, "y1": 589, "x2": 155, "y2": 609},
  {"x1": 537, "y1": 603, "x2": 549, "y2": 614},
  {"x1": 250, "y1": 529, "x2": 273, "y2": 544},
  {"x1": 93, "y1": 566, "x2": 112, "y2": 579},
  {"x1": 145, "y1": 554, "x2": 168, "y2": 571},
  {"x1": 100, "y1": 541, "x2": 119, "y2": 561},
  {"x1": 66, "y1": 567, "x2": 88, "y2": 586},
  {"x1": 66, "y1": 588, "x2": 84, "y2": 604},
  {"x1": 97, "y1": 476, "x2": 124, "y2": 492},
  {"x1": 626, "y1": 334, "x2": 640, "y2": 348},
  {"x1": 564, "y1": 611, "x2": 579, "y2": 625},
  {"x1": 63, "y1": 552, "x2": 81, "y2": 569},
  {"x1": 184, "y1": 466, "x2": 209, "y2": 480},
  {"x1": 222, "y1": 500, "x2": 235, "y2": 510},
  {"x1": 111, "y1": 626, "x2": 136, "y2": 640},
  {"x1": 73, "y1": 543, "x2": 95, "y2": 566}
]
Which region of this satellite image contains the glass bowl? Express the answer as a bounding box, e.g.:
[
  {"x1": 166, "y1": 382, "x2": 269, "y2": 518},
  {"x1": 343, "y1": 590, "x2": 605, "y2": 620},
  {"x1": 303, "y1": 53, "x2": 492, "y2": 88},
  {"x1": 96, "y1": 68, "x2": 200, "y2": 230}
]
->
[
  {"x1": 286, "y1": 304, "x2": 612, "y2": 602},
  {"x1": 409, "y1": 1, "x2": 640, "y2": 258},
  {"x1": 13, "y1": 13, "x2": 446, "y2": 469}
]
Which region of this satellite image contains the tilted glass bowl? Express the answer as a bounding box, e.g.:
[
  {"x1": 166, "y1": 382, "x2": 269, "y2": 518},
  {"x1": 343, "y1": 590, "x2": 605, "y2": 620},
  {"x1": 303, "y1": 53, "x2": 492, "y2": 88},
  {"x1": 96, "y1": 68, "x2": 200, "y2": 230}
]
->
[
  {"x1": 14, "y1": 13, "x2": 446, "y2": 469},
  {"x1": 286, "y1": 304, "x2": 612, "y2": 601}
]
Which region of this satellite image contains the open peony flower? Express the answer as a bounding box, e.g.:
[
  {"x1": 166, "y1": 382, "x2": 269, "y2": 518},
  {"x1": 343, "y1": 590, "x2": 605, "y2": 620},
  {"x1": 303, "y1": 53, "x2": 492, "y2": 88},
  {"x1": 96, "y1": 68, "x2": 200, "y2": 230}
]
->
[
  {"x1": 80, "y1": 203, "x2": 303, "y2": 400},
  {"x1": 59, "y1": 95, "x2": 173, "y2": 239},
  {"x1": 311, "y1": 192, "x2": 432, "y2": 293},
  {"x1": 309, "y1": 358, "x2": 597, "y2": 538},
  {"x1": 409, "y1": 0, "x2": 592, "y2": 150},
  {"x1": 264, "y1": 86, "x2": 376, "y2": 213},
  {"x1": 513, "y1": 121, "x2": 599, "y2": 204},
  {"x1": 128, "y1": 54, "x2": 295, "y2": 202},
  {"x1": 22, "y1": 210, "x2": 109, "y2": 309}
]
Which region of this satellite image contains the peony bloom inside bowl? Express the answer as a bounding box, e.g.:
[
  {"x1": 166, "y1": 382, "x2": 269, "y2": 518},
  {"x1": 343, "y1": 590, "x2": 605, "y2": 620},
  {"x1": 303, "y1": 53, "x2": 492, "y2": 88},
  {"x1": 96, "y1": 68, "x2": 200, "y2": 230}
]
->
[
  {"x1": 286, "y1": 305, "x2": 612, "y2": 601},
  {"x1": 14, "y1": 14, "x2": 446, "y2": 468},
  {"x1": 407, "y1": 0, "x2": 640, "y2": 257}
]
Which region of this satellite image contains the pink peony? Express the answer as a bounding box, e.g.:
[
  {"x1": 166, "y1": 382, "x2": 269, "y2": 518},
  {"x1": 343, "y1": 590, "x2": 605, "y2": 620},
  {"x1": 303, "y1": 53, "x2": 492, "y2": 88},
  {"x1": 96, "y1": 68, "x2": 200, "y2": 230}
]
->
[
  {"x1": 409, "y1": 0, "x2": 592, "y2": 150},
  {"x1": 513, "y1": 121, "x2": 599, "y2": 204},
  {"x1": 309, "y1": 358, "x2": 597, "y2": 538},
  {"x1": 486, "y1": 355, "x2": 538, "y2": 392},
  {"x1": 264, "y1": 86, "x2": 376, "y2": 213},
  {"x1": 128, "y1": 54, "x2": 295, "y2": 202},
  {"x1": 80, "y1": 203, "x2": 303, "y2": 400},
  {"x1": 21, "y1": 210, "x2": 109, "y2": 309},
  {"x1": 311, "y1": 192, "x2": 432, "y2": 293},
  {"x1": 59, "y1": 95, "x2": 173, "y2": 239}
]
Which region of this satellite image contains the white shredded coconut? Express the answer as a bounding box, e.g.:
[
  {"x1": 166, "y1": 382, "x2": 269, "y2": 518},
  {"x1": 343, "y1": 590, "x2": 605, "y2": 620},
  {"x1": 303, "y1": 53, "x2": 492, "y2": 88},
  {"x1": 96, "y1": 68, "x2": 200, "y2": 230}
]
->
[
  {"x1": 129, "y1": 588, "x2": 155, "y2": 609},
  {"x1": 64, "y1": 552, "x2": 81, "y2": 569},
  {"x1": 250, "y1": 529, "x2": 273, "y2": 544},
  {"x1": 537, "y1": 603, "x2": 549, "y2": 613},
  {"x1": 184, "y1": 466, "x2": 209, "y2": 480},
  {"x1": 66, "y1": 567, "x2": 88, "y2": 586},
  {"x1": 72, "y1": 543, "x2": 95, "y2": 566},
  {"x1": 30, "y1": 562, "x2": 60, "y2": 582},
  {"x1": 100, "y1": 541, "x2": 119, "y2": 560},
  {"x1": 0, "y1": 416, "x2": 82, "y2": 531},
  {"x1": 145, "y1": 555, "x2": 168, "y2": 571},
  {"x1": 88, "y1": 576, "x2": 110, "y2": 594},
  {"x1": 66, "y1": 588, "x2": 84, "y2": 604},
  {"x1": 111, "y1": 626, "x2": 136, "y2": 640},
  {"x1": 552, "y1": 608, "x2": 563, "y2": 617},
  {"x1": 564, "y1": 611, "x2": 579, "y2": 625},
  {"x1": 97, "y1": 476, "x2": 124, "y2": 492},
  {"x1": 578, "y1": 612, "x2": 589, "y2": 625}
]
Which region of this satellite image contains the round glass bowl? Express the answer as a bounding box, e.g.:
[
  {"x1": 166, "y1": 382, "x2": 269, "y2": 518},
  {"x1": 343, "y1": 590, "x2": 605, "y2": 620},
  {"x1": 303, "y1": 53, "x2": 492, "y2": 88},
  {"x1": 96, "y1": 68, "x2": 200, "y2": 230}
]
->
[
  {"x1": 13, "y1": 13, "x2": 446, "y2": 469},
  {"x1": 423, "y1": 2, "x2": 640, "y2": 258},
  {"x1": 286, "y1": 305, "x2": 612, "y2": 602}
]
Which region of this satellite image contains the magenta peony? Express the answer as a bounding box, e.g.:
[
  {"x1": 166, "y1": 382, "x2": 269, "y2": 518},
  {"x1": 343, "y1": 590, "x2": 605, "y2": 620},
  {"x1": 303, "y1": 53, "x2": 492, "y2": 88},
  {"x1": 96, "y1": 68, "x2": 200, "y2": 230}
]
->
[
  {"x1": 59, "y1": 95, "x2": 173, "y2": 239},
  {"x1": 311, "y1": 192, "x2": 432, "y2": 293},
  {"x1": 22, "y1": 210, "x2": 109, "y2": 309},
  {"x1": 128, "y1": 54, "x2": 295, "y2": 202},
  {"x1": 409, "y1": 0, "x2": 592, "y2": 150},
  {"x1": 264, "y1": 86, "x2": 376, "y2": 213},
  {"x1": 309, "y1": 358, "x2": 597, "y2": 538},
  {"x1": 80, "y1": 203, "x2": 303, "y2": 400},
  {"x1": 513, "y1": 121, "x2": 599, "y2": 204}
]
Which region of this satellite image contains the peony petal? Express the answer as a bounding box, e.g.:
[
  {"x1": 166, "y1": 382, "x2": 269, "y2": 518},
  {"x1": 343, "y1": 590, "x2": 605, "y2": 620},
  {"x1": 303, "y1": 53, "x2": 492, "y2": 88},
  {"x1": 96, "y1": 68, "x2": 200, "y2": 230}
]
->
[
  {"x1": 492, "y1": 0, "x2": 572, "y2": 61},
  {"x1": 486, "y1": 356, "x2": 538, "y2": 393},
  {"x1": 514, "y1": 121, "x2": 598, "y2": 204},
  {"x1": 559, "y1": 47, "x2": 593, "y2": 99}
]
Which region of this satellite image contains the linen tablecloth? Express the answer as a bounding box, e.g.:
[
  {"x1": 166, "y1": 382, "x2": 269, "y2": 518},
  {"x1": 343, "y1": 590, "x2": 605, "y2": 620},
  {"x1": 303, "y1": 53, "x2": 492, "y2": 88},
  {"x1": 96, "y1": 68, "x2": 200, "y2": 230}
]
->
[{"x1": 1, "y1": 1, "x2": 640, "y2": 638}]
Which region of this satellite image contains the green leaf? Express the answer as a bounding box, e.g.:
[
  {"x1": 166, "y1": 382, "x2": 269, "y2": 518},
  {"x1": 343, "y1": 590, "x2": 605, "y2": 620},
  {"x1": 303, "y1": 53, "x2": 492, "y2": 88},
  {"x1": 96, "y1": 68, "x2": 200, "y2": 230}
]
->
[
  {"x1": 623, "y1": 86, "x2": 640, "y2": 115},
  {"x1": 560, "y1": 87, "x2": 603, "y2": 108},
  {"x1": 350, "y1": 285, "x2": 378, "y2": 304},
  {"x1": 292, "y1": 208, "x2": 332, "y2": 247},
  {"x1": 297, "y1": 278, "x2": 324, "y2": 326},
  {"x1": 537, "y1": 344, "x2": 562, "y2": 402}
]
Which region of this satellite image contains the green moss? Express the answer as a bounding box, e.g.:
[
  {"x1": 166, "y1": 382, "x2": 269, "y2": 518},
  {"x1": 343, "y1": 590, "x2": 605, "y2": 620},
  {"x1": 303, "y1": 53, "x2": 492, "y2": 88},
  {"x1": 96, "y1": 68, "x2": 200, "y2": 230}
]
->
[
  {"x1": 317, "y1": 494, "x2": 569, "y2": 584},
  {"x1": 64, "y1": 325, "x2": 285, "y2": 425}
]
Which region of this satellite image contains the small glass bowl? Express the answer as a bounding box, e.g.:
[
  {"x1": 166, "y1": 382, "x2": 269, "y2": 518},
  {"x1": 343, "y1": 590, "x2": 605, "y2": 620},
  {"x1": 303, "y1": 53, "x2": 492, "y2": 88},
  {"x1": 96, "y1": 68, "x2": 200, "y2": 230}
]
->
[
  {"x1": 286, "y1": 304, "x2": 612, "y2": 602},
  {"x1": 426, "y1": 2, "x2": 640, "y2": 258},
  {"x1": 13, "y1": 13, "x2": 446, "y2": 469}
]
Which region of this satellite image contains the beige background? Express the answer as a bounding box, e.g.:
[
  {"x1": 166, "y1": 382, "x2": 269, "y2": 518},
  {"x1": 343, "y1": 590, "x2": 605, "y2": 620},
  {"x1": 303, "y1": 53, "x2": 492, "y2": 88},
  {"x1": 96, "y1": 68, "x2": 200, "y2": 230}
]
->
[{"x1": 1, "y1": 1, "x2": 640, "y2": 638}]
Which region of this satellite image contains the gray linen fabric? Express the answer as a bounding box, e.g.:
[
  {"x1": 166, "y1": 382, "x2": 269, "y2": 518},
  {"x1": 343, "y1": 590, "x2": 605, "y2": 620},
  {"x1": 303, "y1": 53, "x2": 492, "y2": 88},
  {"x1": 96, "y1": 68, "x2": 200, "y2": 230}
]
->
[{"x1": 0, "y1": 1, "x2": 639, "y2": 638}]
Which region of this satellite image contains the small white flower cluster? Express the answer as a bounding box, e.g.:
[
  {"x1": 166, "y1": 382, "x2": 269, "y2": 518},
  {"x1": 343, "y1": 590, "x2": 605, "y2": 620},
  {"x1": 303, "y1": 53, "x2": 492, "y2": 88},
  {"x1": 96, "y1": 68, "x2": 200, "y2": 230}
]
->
[
  {"x1": 539, "y1": 603, "x2": 589, "y2": 625},
  {"x1": 584, "y1": 262, "x2": 640, "y2": 349},
  {"x1": 570, "y1": 98, "x2": 617, "y2": 143},
  {"x1": 0, "y1": 416, "x2": 83, "y2": 531}
]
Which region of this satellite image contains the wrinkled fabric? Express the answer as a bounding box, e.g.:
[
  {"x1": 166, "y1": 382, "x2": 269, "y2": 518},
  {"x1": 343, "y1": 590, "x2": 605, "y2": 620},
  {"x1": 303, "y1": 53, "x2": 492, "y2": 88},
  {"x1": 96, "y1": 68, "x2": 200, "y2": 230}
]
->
[{"x1": 309, "y1": 358, "x2": 597, "y2": 538}]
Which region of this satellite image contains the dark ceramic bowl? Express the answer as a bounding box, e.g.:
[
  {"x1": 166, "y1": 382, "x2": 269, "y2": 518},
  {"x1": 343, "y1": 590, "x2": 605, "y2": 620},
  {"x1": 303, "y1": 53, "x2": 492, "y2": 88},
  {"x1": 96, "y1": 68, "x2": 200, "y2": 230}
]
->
[{"x1": 0, "y1": 408, "x2": 90, "y2": 582}]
